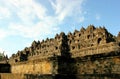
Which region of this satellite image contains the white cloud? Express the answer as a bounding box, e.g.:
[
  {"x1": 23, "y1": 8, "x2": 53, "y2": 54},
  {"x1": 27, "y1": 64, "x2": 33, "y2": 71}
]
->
[
  {"x1": 0, "y1": 29, "x2": 9, "y2": 40},
  {"x1": 6, "y1": 0, "x2": 47, "y2": 23},
  {"x1": 0, "y1": 0, "x2": 59, "y2": 39},
  {"x1": 0, "y1": 0, "x2": 85, "y2": 39},
  {"x1": 0, "y1": 7, "x2": 11, "y2": 19},
  {"x1": 50, "y1": 0, "x2": 84, "y2": 21},
  {"x1": 9, "y1": 18, "x2": 59, "y2": 39}
]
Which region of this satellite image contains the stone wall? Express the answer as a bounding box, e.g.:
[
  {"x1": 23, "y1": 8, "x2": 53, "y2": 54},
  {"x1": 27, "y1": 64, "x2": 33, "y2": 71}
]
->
[
  {"x1": 6, "y1": 25, "x2": 120, "y2": 78},
  {"x1": 0, "y1": 73, "x2": 25, "y2": 79},
  {"x1": 0, "y1": 74, "x2": 120, "y2": 79},
  {"x1": 74, "y1": 55, "x2": 120, "y2": 75},
  {"x1": 11, "y1": 58, "x2": 58, "y2": 74}
]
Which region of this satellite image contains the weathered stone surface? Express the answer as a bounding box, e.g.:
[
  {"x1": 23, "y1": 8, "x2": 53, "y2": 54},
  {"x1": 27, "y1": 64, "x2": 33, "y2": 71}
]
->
[
  {"x1": 1, "y1": 25, "x2": 120, "y2": 79},
  {"x1": 8, "y1": 25, "x2": 120, "y2": 74},
  {"x1": 11, "y1": 58, "x2": 58, "y2": 74},
  {"x1": 0, "y1": 73, "x2": 25, "y2": 79}
]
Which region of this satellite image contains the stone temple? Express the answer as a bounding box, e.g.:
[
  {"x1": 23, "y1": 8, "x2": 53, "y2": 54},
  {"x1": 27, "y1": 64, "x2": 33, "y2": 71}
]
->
[{"x1": 0, "y1": 25, "x2": 120, "y2": 79}]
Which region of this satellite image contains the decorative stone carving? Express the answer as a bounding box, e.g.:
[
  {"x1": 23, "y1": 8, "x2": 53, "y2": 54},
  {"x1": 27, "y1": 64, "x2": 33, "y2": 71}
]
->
[{"x1": 9, "y1": 25, "x2": 120, "y2": 63}]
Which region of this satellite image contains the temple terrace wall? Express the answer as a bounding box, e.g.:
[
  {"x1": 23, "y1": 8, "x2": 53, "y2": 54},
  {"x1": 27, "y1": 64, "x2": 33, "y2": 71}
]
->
[{"x1": 10, "y1": 58, "x2": 58, "y2": 74}]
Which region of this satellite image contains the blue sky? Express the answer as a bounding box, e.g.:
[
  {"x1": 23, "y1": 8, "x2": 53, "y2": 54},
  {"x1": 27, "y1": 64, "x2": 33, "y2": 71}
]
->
[{"x1": 0, "y1": 0, "x2": 120, "y2": 57}]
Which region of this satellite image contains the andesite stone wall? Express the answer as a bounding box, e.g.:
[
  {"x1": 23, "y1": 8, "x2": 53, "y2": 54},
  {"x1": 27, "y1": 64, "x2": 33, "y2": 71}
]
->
[
  {"x1": 11, "y1": 58, "x2": 58, "y2": 74},
  {"x1": 7, "y1": 25, "x2": 120, "y2": 76}
]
